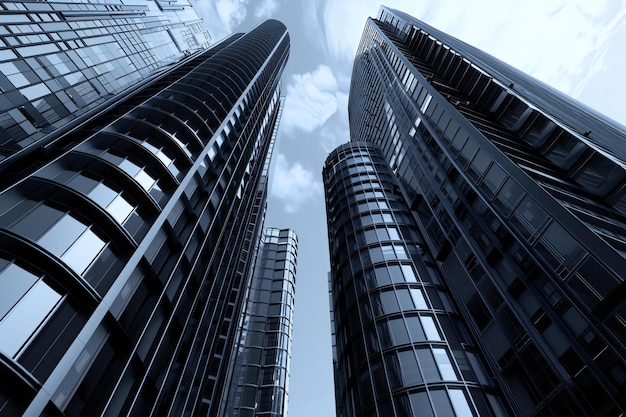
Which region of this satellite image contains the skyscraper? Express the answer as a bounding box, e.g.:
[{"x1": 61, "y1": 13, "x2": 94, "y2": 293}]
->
[
  {"x1": 0, "y1": 17, "x2": 291, "y2": 417},
  {"x1": 0, "y1": 0, "x2": 210, "y2": 159},
  {"x1": 325, "y1": 6, "x2": 626, "y2": 417},
  {"x1": 226, "y1": 228, "x2": 297, "y2": 417},
  {"x1": 324, "y1": 142, "x2": 510, "y2": 417}
]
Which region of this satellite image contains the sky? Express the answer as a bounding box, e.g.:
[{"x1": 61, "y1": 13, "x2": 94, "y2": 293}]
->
[{"x1": 191, "y1": 1, "x2": 626, "y2": 416}]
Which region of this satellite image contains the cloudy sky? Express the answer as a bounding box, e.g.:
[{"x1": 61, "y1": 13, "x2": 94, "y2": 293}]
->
[{"x1": 191, "y1": 1, "x2": 626, "y2": 416}]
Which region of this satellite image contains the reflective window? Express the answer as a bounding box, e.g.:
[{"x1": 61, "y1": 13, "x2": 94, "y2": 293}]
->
[
  {"x1": 62, "y1": 229, "x2": 106, "y2": 274},
  {"x1": 38, "y1": 214, "x2": 87, "y2": 255},
  {"x1": 421, "y1": 315, "x2": 441, "y2": 340},
  {"x1": 402, "y1": 265, "x2": 417, "y2": 283},
  {"x1": 433, "y1": 348, "x2": 457, "y2": 380},
  {"x1": 410, "y1": 391, "x2": 434, "y2": 417},
  {"x1": 106, "y1": 195, "x2": 134, "y2": 223},
  {"x1": 481, "y1": 164, "x2": 506, "y2": 197},
  {"x1": 430, "y1": 390, "x2": 455, "y2": 416},
  {"x1": 0, "y1": 262, "x2": 61, "y2": 357},
  {"x1": 512, "y1": 196, "x2": 548, "y2": 239},
  {"x1": 449, "y1": 389, "x2": 474, "y2": 416},
  {"x1": 410, "y1": 288, "x2": 428, "y2": 309},
  {"x1": 405, "y1": 316, "x2": 426, "y2": 342},
  {"x1": 398, "y1": 350, "x2": 422, "y2": 386},
  {"x1": 389, "y1": 318, "x2": 410, "y2": 345},
  {"x1": 494, "y1": 178, "x2": 524, "y2": 216}
]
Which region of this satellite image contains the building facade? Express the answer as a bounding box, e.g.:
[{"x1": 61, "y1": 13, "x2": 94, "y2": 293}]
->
[
  {"x1": 0, "y1": 18, "x2": 290, "y2": 417},
  {"x1": 0, "y1": 0, "x2": 210, "y2": 159},
  {"x1": 326, "y1": 6, "x2": 626, "y2": 417},
  {"x1": 226, "y1": 228, "x2": 297, "y2": 417},
  {"x1": 324, "y1": 142, "x2": 509, "y2": 417}
]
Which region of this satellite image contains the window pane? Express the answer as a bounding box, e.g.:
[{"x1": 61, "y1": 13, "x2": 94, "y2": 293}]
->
[
  {"x1": 0, "y1": 263, "x2": 38, "y2": 319},
  {"x1": 0, "y1": 280, "x2": 61, "y2": 357},
  {"x1": 429, "y1": 390, "x2": 454, "y2": 416},
  {"x1": 38, "y1": 214, "x2": 87, "y2": 256},
  {"x1": 88, "y1": 182, "x2": 117, "y2": 206},
  {"x1": 416, "y1": 348, "x2": 439, "y2": 381},
  {"x1": 402, "y1": 265, "x2": 417, "y2": 283},
  {"x1": 405, "y1": 316, "x2": 426, "y2": 342},
  {"x1": 11, "y1": 204, "x2": 63, "y2": 241},
  {"x1": 449, "y1": 389, "x2": 474, "y2": 417},
  {"x1": 107, "y1": 195, "x2": 134, "y2": 223},
  {"x1": 389, "y1": 318, "x2": 410, "y2": 345},
  {"x1": 421, "y1": 316, "x2": 441, "y2": 340},
  {"x1": 433, "y1": 348, "x2": 457, "y2": 380},
  {"x1": 380, "y1": 290, "x2": 399, "y2": 315},
  {"x1": 135, "y1": 170, "x2": 156, "y2": 191},
  {"x1": 410, "y1": 288, "x2": 428, "y2": 309},
  {"x1": 410, "y1": 391, "x2": 434, "y2": 417},
  {"x1": 119, "y1": 159, "x2": 141, "y2": 177},
  {"x1": 398, "y1": 350, "x2": 422, "y2": 386},
  {"x1": 62, "y1": 229, "x2": 105, "y2": 274}
]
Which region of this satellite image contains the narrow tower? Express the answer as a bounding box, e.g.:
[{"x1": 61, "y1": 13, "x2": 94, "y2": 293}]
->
[
  {"x1": 0, "y1": 19, "x2": 290, "y2": 417},
  {"x1": 324, "y1": 142, "x2": 509, "y2": 417}
]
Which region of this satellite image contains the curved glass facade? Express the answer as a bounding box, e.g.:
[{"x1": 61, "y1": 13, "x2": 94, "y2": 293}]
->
[
  {"x1": 344, "y1": 7, "x2": 626, "y2": 416},
  {"x1": 0, "y1": 0, "x2": 211, "y2": 158},
  {"x1": 323, "y1": 142, "x2": 508, "y2": 417},
  {"x1": 0, "y1": 19, "x2": 290, "y2": 417},
  {"x1": 226, "y1": 228, "x2": 297, "y2": 417}
]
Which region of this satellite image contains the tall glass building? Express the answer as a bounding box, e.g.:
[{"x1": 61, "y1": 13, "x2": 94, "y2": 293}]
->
[
  {"x1": 324, "y1": 142, "x2": 509, "y2": 417},
  {"x1": 226, "y1": 228, "x2": 297, "y2": 417},
  {"x1": 0, "y1": 0, "x2": 210, "y2": 158},
  {"x1": 0, "y1": 18, "x2": 293, "y2": 417},
  {"x1": 325, "y1": 6, "x2": 626, "y2": 417}
]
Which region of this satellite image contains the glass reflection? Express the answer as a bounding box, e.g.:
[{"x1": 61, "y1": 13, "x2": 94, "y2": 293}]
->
[{"x1": 0, "y1": 279, "x2": 61, "y2": 357}]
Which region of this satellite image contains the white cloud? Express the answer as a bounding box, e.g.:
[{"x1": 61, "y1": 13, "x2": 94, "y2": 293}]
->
[
  {"x1": 311, "y1": 0, "x2": 626, "y2": 99},
  {"x1": 281, "y1": 65, "x2": 340, "y2": 133},
  {"x1": 191, "y1": 0, "x2": 248, "y2": 41},
  {"x1": 271, "y1": 154, "x2": 323, "y2": 213},
  {"x1": 254, "y1": 0, "x2": 279, "y2": 18}
]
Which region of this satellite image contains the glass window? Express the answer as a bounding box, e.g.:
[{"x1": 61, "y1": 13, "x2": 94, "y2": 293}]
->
[
  {"x1": 402, "y1": 265, "x2": 417, "y2": 283},
  {"x1": 0, "y1": 263, "x2": 38, "y2": 319},
  {"x1": 0, "y1": 279, "x2": 61, "y2": 357},
  {"x1": 394, "y1": 245, "x2": 408, "y2": 259},
  {"x1": 380, "y1": 290, "x2": 400, "y2": 315},
  {"x1": 481, "y1": 164, "x2": 506, "y2": 197},
  {"x1": 416, "y1": 348, "x2": 439, "y2": 381},
  {"x1": 405, "y1": 316, "x2": 426, "y2": 342},
  {"x1": 10, "y1": 203, "x2": 63, "y2": 241},
  {"x1": 429, "y1": 390, "x2": 455, "y2": 416},
  {"x1": 389, "y1": 318, "x2": 410, "y2": 345},
  {"x1": 410, "y1": 391, "x2": 435, "y2": 417},
  {"x1": 396, "y1": 289, "x2": 413, "y2": 310},
  {"x1": 410, "y1": 288, "x2": 428, "y2": 309},
  {"x1": 388, "y1": 265, "x2": 404, "y2": 283},
  {"x1": 421, "y1": 316, "x2": 441, "y2": 340},
  {"x1": 398, "y1": 350, "x2": 422, "y2": 386},
  {"x1": 88, "y1": 182, "x2": 117, "y2": 207},
  {"x1": 433, "y1": 348, "x2": 457, "y2": 380},
  {"x1": 449, "y1": 389, "x2": 474, "y2": 416},
  {"x1": 494, "y1": 178, "x2": 524, "y2": 216},
  {"x1": 469, "y1": 150, "x2": 491, "y2": 180},
  {"x1": 540, "y1": 222, "x2": 581, "y2": 261},
  {"x1": 62, "y1": 229, "x2": 106, "y2": 274},
  {"x1": 38, "y1": 214, "x2": 87, "y2": 256},
  {"x1": 106, "y1": 195, "x2": 134, "y2": 223},
  {"x1": 134, "y1": 169, "x2": 157, "y2": 191},
  {"x1": 512, "y1": 196, "x2": 548, "y2": 239},
  {"x1": 459, "y1": 140, "x2": 479, "y2": 166},
  {"x1": 381, "y1": 244, "x2": 395, "y2": 260},
  {"x1": 374, "y1": 266, "x2": 392, "y2": 286}
]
